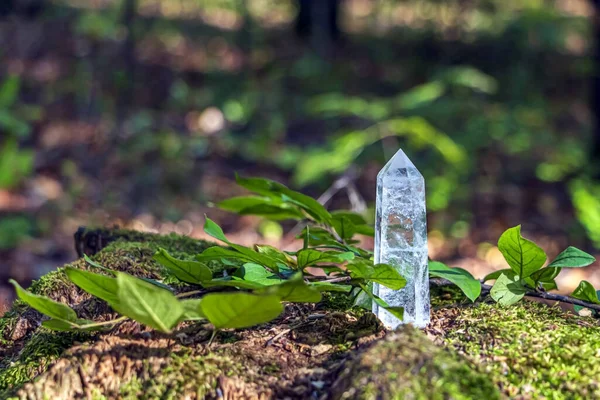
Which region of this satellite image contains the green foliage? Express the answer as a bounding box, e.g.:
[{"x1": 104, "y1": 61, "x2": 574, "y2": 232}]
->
[
  {"x1": 153, "y1": 248, "x2": 212, "y2": 284},
  {"x1": 111, "y1": 272, "x2": 183, "y2": 333},
  {"x1": 497, "y1": 225, "x2": 547, "y2": 278},
  {"x1": 429, "y1": 262, "x2": 481, "y2": 302},
  {"x1": 483, "y1": 225, "x2": 597, "y2": 307},
  {"x1": 10, "y1": 280, "x2": 77, "y2": 323},
  {"x1": 0, "y1": 139, "x2": 33, "y2": 189},
  {"x1": 200, "y1": 293, "x2": 284, "y2": 329},
  {"x1": 571, "y1": 281, "x2": 600, "y2": 305},
  {"x1": 490, "y1": 273, "x2": 527, "y2": 306},
  {"x1": 10, "y1": 178, "x2": 599, "y2": 337},
  {"x1": 0, "y1": 216, "x2": 33, "y2": 250}
]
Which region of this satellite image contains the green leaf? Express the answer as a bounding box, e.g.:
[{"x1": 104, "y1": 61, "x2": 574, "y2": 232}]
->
[
  {"x1": 358, "y1": 283, "x2": 403, "y2": 319},
  {"x1": 498, "y1": 225, "x2": 547, "y2": 278},
  {"x1": 196, "y1": 245, "x2": 281, "y2": 271},
  {"x1": 204, "y1": 217, "x2": 231, "y2": 243},
  {"x1": 238, "y1": 204, "x2": 305, "y2": 220},
  {"x1": 296, "y1": 249, "x2": 354, "y2": 269},
  {"x1": 346, "y1": 261, "x2": 373, "y2": 279},
  {"x1": 330, "y1": 211, "x2": 367, "y2": 225},
  {"x1": 347, "y1": 261, "x2": 406, "y2": 290},
  {"x1": 541, "y1": 280, "x2": 558, "y2": 291},
  {"x1": 83, "y1": 254, "x2": 114, "y2": 273},
  {"x1": 530, "y1": 267, "x2": 561, "y2": 286},
  {"x1": 0, "y1": 75, "x2": 20, "y2": 108},
  {"x1": 384, "y1": 306, "x2": 405, "y2": 320},
  {"x1": 255, "y1": 274, "x2": 322, "y2": 303},
  {"x1": 490, "y1": 273, "x2": 527, "y2": 306},
  {"x1": 428, "y1": 261, "x2": 481, "y2": 302},
  {"x1": 196, "y1": 247, "x2": 255, "y2": 264},
  {"x1": 203, "y1": 218, "x2": 283, "y2": 271},
  {"x1": 354, "y1": 224, "x2": 375, "y2": 237},
  {"x1": 139, "y1": 277, "x2": 174, "y2": 292},
  {"x1": 218, "y1": 196, "x2": 279, "y2": 212},
  {"x1": 112, "y1": 273, "x2": 183, "y2": 333},
  {"x1": 200, "y1": 292, "x2": 284, "y2": 329},
  {"x1": 236, "y1": 263, "x2": 285, "y2": 286},
  {"x1": 331, "y1": 216, "x2": 357, "y2": 240},
  {"x1": 42, "y1": 318, "x2": 105, "y2": 332},
  {"x1": 153, "y1": 248, "x2": 212, "y2": 284},
  {"x1": 298, "y1": 226, "x2": 346, "y2": 249},
  {"x1": 359, "y1": 283, "x2": 389, "y2": 308},
  {"x1": 370, "y1": 264, "x2": 407, "y2": 290},
  {"x1": 310, "y1": 282, "x2": 352, "y2": 293},
  {"x1": 64, "y1": 267, "x2": 120, "y2": 305},
  {"x1": 574, "y1": 289, "x2": 600, "y2": 313},
  {"x1": 236, "y1": 175, "x2": 332, "y2": 223},
  {"x1": 482, "y1": 268, "x2": 515, "y2": 282},
  {"x1": 255, "y1": 245, "x2": 292, "y2": 267},
  {"x1": 179, "y1": 299, "x2": 205, "y2": 321},
  {"x1": 547, "y1": 246, "x2": 596, "y2": 268},
  {"x1": 10, "y1": 279, "x2": 77, "y2": 323},
  {"x1": 571, "y1": 281, "x2": 600, "y2": 304}
]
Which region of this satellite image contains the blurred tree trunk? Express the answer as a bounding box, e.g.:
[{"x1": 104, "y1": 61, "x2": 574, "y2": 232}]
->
[
  {"x1": 113, "y1": 0, "x2": 137, "y2": 143},
  {"x1": 591, "y1": 0, "x2": 600, "y2": 176},
  {"x1": 295, "y1": 0, "x2": 340, "y2": 54},
  {"x1": 0, "y1": 0, "x2": 44, "y2": 18}
]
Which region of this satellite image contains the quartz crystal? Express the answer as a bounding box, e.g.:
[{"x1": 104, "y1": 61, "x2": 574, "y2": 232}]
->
[{"x1": 373, "y1": 148, "x2": 429, "y2": 329}]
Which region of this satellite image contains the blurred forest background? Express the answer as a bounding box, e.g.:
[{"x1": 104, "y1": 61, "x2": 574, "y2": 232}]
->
[{"x1": 1, "y1": 0, "x2": 600, "y2": 311}]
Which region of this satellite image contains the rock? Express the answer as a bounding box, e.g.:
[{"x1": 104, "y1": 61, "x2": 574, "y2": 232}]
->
[{"x1": 0, "y1": 229, "x2": 599, "y2": 399}]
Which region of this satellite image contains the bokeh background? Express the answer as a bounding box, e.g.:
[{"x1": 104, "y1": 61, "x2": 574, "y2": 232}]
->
[{"x1": 1, "y1": 0, "x2": 600, "y2": 312}]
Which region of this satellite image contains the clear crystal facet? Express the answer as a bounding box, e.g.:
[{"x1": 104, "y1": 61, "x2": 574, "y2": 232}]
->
[{"x1": 373, "y1": 149, "x2": 430, "y2": 329}]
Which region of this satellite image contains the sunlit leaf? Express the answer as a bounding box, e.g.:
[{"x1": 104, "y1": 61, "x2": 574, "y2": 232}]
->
[
  {"x1": 65, "y1": 267, "x2": 120, "y2": 306},
  {"x1": 429, "y1": 261, "x2": 481, "y2": 302},
  {"x1": 331, "y1": 215, "x2": 357, "y2": 240},
  {"x1": 200, "y1": 292, "x2": 284, "y2": 329},
  {"x1": 112, "y1": 273, "x2": 183, "y2": 333},
  {"x1": 547, "y1": 246, "x2": 596, "y2": 268},
  {"x1": 571, "y1": 281, "x2": 600, "y2": 304},
  {"x1": 490, "y1": 273, "x2": 527, "y2": 306},
  {"x1": 498, "y1": 225, "x2": 546, "y2": 278},
  {"x1": 296, "y1": 249, "x2": 354, "y2": 269},
  {"x1": 235, "y1": 263, "x2": 284, "y2": 286},
  {"x1": 153, "y1": 248, "x2": 212, "y2": 284},
  {"x1": 236, "y1": 175, "x2": 332, "y2": 223},
  {"x1": 255, "y1": 274, "x2": 321, "y2": 303},
  {"x1": 179, "y1": 299, "x2": 205, "y2": 321},
  {"x1": 10, "y1": 279, "x2": 77, "y2": 323}
]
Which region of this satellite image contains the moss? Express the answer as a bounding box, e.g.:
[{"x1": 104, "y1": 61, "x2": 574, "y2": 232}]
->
[
  {"x1": 440, "y1": 301, "x2": 600, "y2": 399},
  {"x1": 119, "y1": 351, "x2": 243, "y2": 399},
  {"x1": 0, "y1": 329, "x2": 89, "y2": 397},
  {"x1": 430, "y1": 284, "x2": 469, "y2": 308},
  {"x1": 331, "y1": 325, "x2": 501, "y2": 400},
  {"x1": 0, "y1": 230, "x2": 219, "y2": 397}
]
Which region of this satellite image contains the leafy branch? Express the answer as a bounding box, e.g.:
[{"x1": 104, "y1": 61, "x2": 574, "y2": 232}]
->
[
  {"x1": 10, "y1": 176, "x2": 408, "y2": 333},
  {"x1": 9, "y1": 176, "x2": 600, "y2": 336}
]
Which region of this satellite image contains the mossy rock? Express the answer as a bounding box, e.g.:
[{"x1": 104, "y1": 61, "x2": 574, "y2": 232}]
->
[{"x1": 1, "y1": 230, "x2": 599, "y2": 399}]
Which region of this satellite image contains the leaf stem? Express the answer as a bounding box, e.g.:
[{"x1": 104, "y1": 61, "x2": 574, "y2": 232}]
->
[
  {"x1": 317, "y1": 276, "x2": 353, "y2": 284},
  {"x1": 176, "y1": 290, "x2": 204, "y2": 298},
  {"x1": 76, "y1": 315, "x2": 128, "y2": 329}
]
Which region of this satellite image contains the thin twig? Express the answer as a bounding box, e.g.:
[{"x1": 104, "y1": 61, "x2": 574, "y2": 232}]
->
[
  {"x1": 318, "y1": 276, "x2": 352, "y2": 284},
  {"x1": 76, "y1": 315, "x2": 128, "y2": 329},
  {"x1": 431, "y1": 278, "x2": 600, "y2": 312}
]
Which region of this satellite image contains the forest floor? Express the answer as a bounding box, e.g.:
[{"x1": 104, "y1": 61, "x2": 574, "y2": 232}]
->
[{"x1": 1, "y1": 0, "x2": 599, "y2": 311}]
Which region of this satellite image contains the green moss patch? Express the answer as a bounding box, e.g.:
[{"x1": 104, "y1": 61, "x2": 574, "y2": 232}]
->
[
  {"x1": 331, "y1": 325, "x2": 500, "y2": 400},
  {"x1": 433, "y1": 301, "x2": 600, "y2": 399}
]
